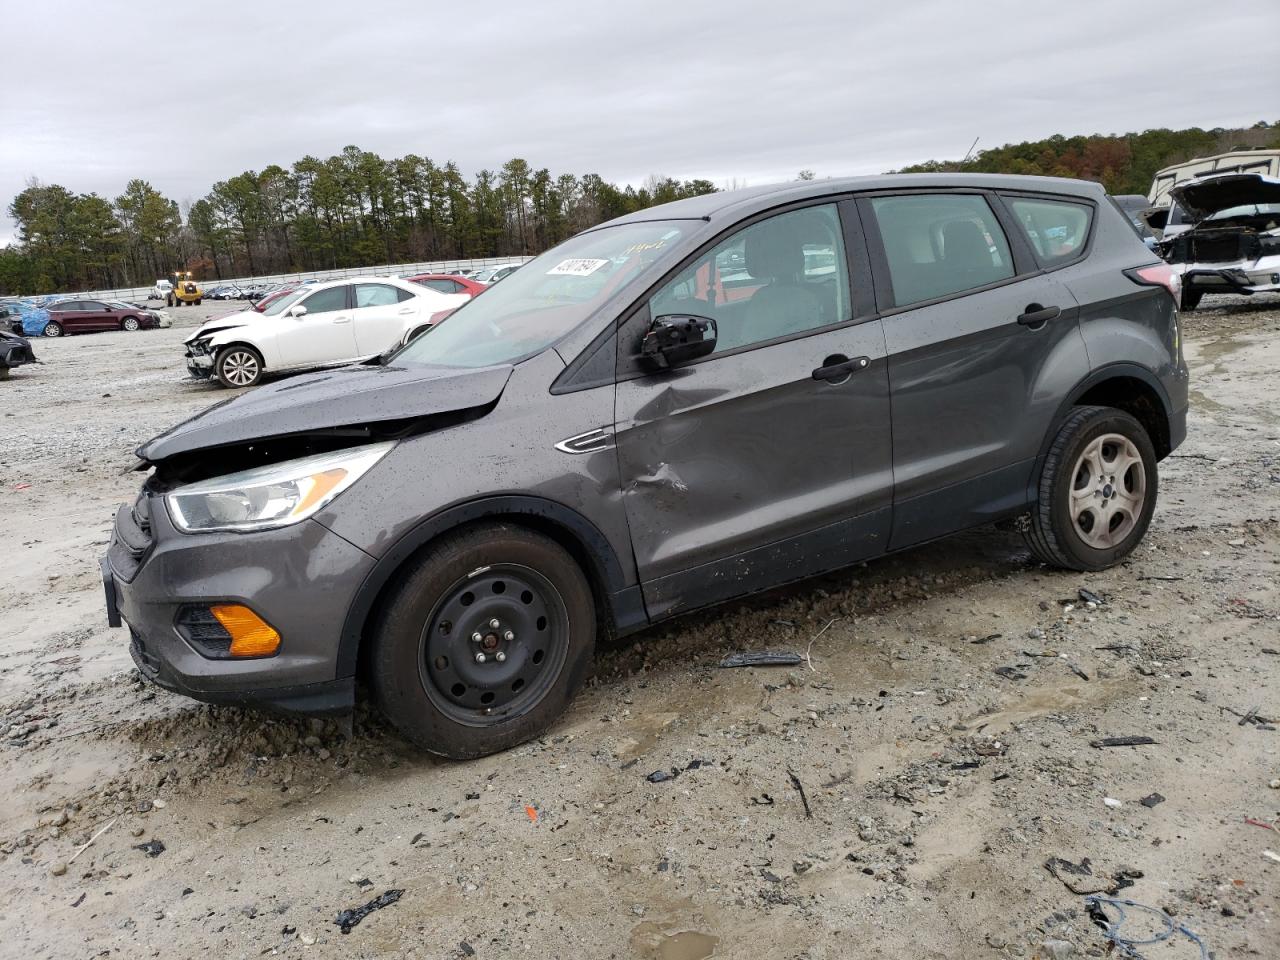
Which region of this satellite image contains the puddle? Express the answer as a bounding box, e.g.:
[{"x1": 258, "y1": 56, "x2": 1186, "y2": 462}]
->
[
  {"x1": 632, "y1": 926, "x2": 720, "y2": 960},
  {"x1": 1188, "y1": 388, "x2": 1227, "y2": 414}
]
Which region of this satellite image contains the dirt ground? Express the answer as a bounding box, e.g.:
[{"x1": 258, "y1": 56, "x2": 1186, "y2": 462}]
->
[{"x1": 0, "y1": 296, "x2": 1276, "y2": 960}]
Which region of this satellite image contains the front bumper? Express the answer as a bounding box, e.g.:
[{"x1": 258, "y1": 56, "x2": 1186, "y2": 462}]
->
[
  {"x1": 185, "y1": 350, "x2": 214, "y2": 378},
  {"x1": 1180, "y1": 260, "x2": 1280, "y2": 296},
  {"x1": 102, "y1": 489, "x2": 375, "y2": 715}
]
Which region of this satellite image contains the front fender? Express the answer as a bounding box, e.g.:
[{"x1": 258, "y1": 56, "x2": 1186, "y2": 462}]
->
[{"x1": 331, "y1": 494, "x2": 645, "y2": 678}]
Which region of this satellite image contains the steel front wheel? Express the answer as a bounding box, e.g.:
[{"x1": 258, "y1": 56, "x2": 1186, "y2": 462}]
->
[
  {"x1": 1024, "y1": 405, "x2": 1158, "y2": 571},
  {"x1": 215, "y1": 345, "x2": 263, "y2": 388},
  {"x1": 370, "y1": 523, "x2": 596, "y2": 759}
]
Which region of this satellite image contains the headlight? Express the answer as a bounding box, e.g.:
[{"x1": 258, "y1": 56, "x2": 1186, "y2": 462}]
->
[{"x1": 166, "y1": 442, "x2": 394, "y2": 533}]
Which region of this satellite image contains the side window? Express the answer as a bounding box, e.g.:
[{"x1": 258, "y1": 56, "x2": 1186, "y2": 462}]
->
[
  {"x1": 52, "y1": 301, "x2": 79, "y2": 311},
  {"x1": 396, "y1": 286, "x2": 416, "y2": 302},
  {"x1": 354, "y1": 284, "x2": 400, "y2": 308},
  {"x1": 301, "y1": 286, "x2": 348, "y2": 314},
  {"x1": 422, "y1": 279, "x2": 456, "y2": 294},
  {"x1": 869, "y1": 194, "x2": 1014, "y2": 308},
  {"x1": 648, "y1": 204, "x2": 850, "y2": 353},
  {"x1": 1007, "y1": 198, "x2": 1092, "y2": 265}
]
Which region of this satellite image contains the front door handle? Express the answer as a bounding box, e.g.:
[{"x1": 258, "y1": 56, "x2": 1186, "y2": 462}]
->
[
  {"x1": 332, "y1": 315, "x2": 351, "y2": 324},
  {"x1": 812, "y1": 354, "x2": 870, "y2": 382},
  {"x1": 1017, "y1": 303, "x2": 1061, "y2": 327}
]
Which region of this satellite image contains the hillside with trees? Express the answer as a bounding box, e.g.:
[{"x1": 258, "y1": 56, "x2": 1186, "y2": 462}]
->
[
  {"x1": 896, "y1": 121, "x2": 1279, "y2": 195},
  {"x1": 3, "y1": 121, "x2": 1276, "y2": 296}
]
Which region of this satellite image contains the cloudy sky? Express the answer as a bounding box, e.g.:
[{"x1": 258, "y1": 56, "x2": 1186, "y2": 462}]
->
[{"x1": 1, "y1": 0, "x2": 1275, "y2": 244}]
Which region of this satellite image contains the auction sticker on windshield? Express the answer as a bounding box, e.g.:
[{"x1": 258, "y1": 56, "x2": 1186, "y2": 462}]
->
[{"x1": 547, "y1": 258, "x2": 610, "y2": 277}]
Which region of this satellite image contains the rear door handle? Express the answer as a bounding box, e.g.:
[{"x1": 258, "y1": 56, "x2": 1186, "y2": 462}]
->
[
  {"x1": 332, "y1": 315, "x2": 351, "y2": 324},
  {"x1": 812, "y1": 355, "x2": 870, "y2": 382},
  {"x1": 1017, "y1": 303, "x2": 1061, "y2": 326},
  {"x1": 397, "y1": 306, "x2": 414, "y2": 315}
]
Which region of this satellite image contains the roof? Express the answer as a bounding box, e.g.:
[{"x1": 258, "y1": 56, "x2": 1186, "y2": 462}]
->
[{"x1": 599, "y1": 173, "x2": 1107, "y2": 229}]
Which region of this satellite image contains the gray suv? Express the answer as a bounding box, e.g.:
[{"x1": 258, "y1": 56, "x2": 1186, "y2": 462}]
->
[{"x1": 102, "y1": 174, "x2": 1188, "y2": 758}]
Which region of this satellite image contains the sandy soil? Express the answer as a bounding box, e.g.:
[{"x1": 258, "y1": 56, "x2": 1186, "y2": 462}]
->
[{"x1": 0, "y1": 297, "x2": 1276, "y2": 960}]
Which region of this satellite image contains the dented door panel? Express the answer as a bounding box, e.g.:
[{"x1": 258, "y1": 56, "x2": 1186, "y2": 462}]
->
[{"x1": 615, "y1": 321, "x2": 893, "y2": 617}]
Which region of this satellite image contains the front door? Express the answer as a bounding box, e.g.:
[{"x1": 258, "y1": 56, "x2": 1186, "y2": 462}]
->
[
  {"x1": 274, "y1": 284, "x2": 358, "y2": 368},
  {"x1": 614, "y1": 201, "x2": 893, "y2": 620}
]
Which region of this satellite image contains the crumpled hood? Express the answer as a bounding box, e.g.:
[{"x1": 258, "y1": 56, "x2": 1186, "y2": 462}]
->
[
  {"x1": 1170, "y1": 173, "x2": 1280, "y2": 222},
  {"x1": 137, "y1": 362, "x2": 513, "y2": 462},
  {"x1": 184, "y1": 309, "x2": 258, "y2": 344}
]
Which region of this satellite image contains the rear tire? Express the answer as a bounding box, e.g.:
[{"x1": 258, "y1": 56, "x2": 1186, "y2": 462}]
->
[
  {"x1": 1180, "y1": 287, "x2": 1202, "y2": 311},
  {"x1": 370, "y1": 523, "x2": 596, "y2": 759},
  {"x1": 214, "y1": 345, "x2": 264, "y2": 388},
  {"x1": 1023, "y1": 405, "x2": 1158, "y2": 571},
  {"x1": 43, "y1": 321, "x2": 62, "y2": 338}
]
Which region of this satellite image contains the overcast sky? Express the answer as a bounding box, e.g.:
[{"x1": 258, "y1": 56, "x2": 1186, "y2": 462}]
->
[{"x1": 2, "y1": 0, "x2": 1276, "y2": 244}]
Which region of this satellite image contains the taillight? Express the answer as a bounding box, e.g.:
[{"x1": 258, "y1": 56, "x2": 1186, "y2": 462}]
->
[{"x1": 1124, "y1": 263, "x2": 1181, "y2": 303}]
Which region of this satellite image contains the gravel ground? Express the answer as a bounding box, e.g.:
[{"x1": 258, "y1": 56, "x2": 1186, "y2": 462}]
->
[{"x1": 0, "y1": 296, "x2": 1277, "y2": 960}]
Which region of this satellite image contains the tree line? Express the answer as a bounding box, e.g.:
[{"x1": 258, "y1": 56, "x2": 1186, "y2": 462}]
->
[
  {"x1": 895, "y1": 121, "x2": 1279, "y2": 195},
  {"x1": 3, "y1": 121, "x2": 1277, "y2": 296},
  {"x1": 0, "y1": 152, "x2": 716, "y2": 295}
]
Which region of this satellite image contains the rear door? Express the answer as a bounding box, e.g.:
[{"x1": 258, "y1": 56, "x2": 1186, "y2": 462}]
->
[
  {"x1": 859, "y1": 190, "x2": 1089, "y2": 549},
  {"x1": 274, "y1": 284, "x2": 357, "y2": 368},
  {"x1": 350, "y1": 282, "x2": 417, "y2": 355},
  {"x1": 614, "y1": 200, "x2": 893, "y2": 619}
]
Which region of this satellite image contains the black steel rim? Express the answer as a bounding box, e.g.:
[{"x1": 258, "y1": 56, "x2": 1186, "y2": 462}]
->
[{"x1": 418, "y1": 563, "x2": 569, "y2": 727}]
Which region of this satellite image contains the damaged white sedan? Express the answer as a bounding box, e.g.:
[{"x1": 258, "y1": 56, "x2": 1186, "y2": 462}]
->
[{"x1": 1160, "y1": 172, "x2": 1280, "y2": 310}]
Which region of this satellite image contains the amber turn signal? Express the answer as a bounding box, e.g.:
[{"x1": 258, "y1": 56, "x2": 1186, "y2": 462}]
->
[{"x1": 210, "y1": 604, "x2": 281, "y2": 658}]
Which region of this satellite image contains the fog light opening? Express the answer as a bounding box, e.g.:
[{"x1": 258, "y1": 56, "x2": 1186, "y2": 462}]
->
[{"x1": 210, "y1": 604, "x2": 281, "y2": 658}]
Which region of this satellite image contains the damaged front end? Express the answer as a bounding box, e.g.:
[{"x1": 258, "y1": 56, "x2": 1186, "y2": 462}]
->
[
  {"x1": 103, "y1": 361, "x2": 514, "y2": 715},
  {"x1": 1159, "y1": 173, "x2": 1280, "y2": 307}
]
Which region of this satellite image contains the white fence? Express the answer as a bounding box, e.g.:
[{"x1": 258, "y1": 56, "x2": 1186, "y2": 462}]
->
[{"x1": 53, "y1": 256, "x2": 532, "y2": 302}]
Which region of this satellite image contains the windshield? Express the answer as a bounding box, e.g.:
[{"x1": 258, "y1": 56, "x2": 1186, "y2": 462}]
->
[
  {"x1": 259, "y1": 289, "x2": 308, "y2": 316},
  {"x1": 395, "y1": 220, "x2": 689, "y2": 368}
]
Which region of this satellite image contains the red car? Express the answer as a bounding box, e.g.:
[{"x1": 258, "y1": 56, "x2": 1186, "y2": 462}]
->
[
  {"x1": 43, "y1": 298, "x2": 162, "y2": 337},
  {"x1": 404, "y1": 274, "x2": 487, "y2": 298},
  {"x1": 251, "y1": 287, "x2": 299, "y2": 313}
]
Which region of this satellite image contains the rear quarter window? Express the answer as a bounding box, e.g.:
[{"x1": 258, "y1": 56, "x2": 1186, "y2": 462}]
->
[{"x1": 1006, "y1": 197, "x2": 1092, "y2": 266}]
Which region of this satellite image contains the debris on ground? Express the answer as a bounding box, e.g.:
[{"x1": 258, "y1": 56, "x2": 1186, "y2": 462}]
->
[
  {"x1": 788, "y1": 771, "x2": 812, "y2": 819},
  {"x1": 718, "y1": 651, "x2": 803, "y2": 668},
  {"x1": 1090, "y1": 736, "x2": 1157, "y2": 748},
  {"x1": 1139, "y1": 793, "x2": 1165, "y2": 808},
  {"x1": 1045, "y1": 857, "x2": 1142, "y2": 895},
  {"x1": 1085, "y1": 895, "x2": 1209, "y2": 959},
  {"x1": 132, "y1": 839, "x2": 165, "y2": 857},
  {"x1": 334, "y1": 889, "x2": 404, "y2": 934}
]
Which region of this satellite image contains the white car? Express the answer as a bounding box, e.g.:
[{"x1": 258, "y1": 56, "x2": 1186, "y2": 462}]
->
[
  {"x1": 182, "y1": 276, "x2": 467, "y2": 388},
  {"x1": 473, "y1": 264, "x2": 522, "y2": 285},
  {"x1": 150, "y1": 279, "x2": 174, "y2": 301}
]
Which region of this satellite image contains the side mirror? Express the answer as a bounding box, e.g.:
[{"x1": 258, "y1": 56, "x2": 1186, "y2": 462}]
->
[
  {"x1": 288, "y1": 305, "x2": 308, "y2": 318},
  {"x1": 641, "y1": 314, "x2": 717, "y2": 369}
]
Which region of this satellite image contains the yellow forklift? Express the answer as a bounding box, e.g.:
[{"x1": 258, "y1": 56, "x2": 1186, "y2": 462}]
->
[{"x1": 167, "y1": 271, "x2": 203, "y2": 307}]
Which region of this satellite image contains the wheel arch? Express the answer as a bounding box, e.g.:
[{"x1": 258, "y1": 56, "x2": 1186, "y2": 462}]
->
[
  {"x1": 1027, "y1": 363, "x2": 1173, "y2": 506},
  {"x1": 336, "y1": 495, "x2": 646, "y2": 680}
]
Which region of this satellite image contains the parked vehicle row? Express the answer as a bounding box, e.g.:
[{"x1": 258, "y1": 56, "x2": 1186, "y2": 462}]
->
[
  {"x1": 42, "y1": 298, "x2": 167, "y2": 337},
  {"x1": 182, "y1": 276, "x2": 468, "y2": 387},
  {"x1": 0, "y1": 328, "x2": 35, "y2": 380},
  {"x1": 105, "y1": 173, "x2": 1188, "y2": 760}
]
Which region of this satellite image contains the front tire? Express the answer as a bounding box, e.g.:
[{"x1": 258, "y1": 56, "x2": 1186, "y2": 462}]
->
[
  {"x1": 370, "y1": 523, "x2": 596, "y2": 759},
  {"x1": 214, "y1": 345, "x2": 264, "y2": 388},
  {"x1": 1024, "y1": 405, "x2": 1158, "y2": 571},
  {"x1": 43, "y1": 321, "x2": 63, "y2": 338},
  {"x1": 121, "y1": 316, "x2": 140, "y2": 331}
]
